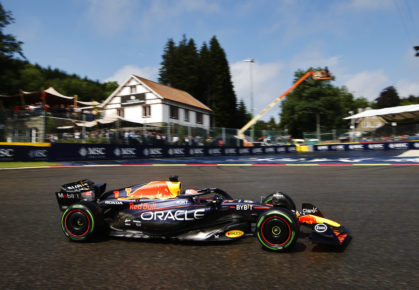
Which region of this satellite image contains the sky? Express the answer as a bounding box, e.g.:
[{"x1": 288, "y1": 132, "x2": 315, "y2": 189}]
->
[{"x1": 3, "y1": 0, "x2": 419, "y2": 122}]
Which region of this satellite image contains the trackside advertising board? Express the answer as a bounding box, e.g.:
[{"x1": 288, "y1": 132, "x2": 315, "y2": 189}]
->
[
  {"x1": 313, "y1": 141, "x2": 419, "y2": 152},
  {"x1": 0, "y1": 144, "x2": 296, "y2": 161},
  {"x1": 1, "y1": 142, "x2": 418, "y2": 162}
]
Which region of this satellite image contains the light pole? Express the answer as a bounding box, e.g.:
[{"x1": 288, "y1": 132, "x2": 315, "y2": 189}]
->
[{"x1": 244, "y1": 58, "x2": 254, "y2": 141}]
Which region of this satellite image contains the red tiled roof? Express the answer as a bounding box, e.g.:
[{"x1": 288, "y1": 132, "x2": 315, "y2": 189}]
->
[{"x1": 134, "y1": 75, "x2": 212, "y2": 111}]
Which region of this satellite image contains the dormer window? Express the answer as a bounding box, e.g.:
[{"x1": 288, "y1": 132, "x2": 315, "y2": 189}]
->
[{"x1": 130, "y1": 85, "x2": 137, "y2": 94}]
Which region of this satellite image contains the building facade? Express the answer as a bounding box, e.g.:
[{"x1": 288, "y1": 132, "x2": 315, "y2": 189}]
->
[{"x1": 101, "y1": 75, "x2": 212, "y2": 129}]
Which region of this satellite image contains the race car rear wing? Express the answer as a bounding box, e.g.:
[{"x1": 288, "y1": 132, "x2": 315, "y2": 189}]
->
[{"x1": 55, "y1": 179, "x2": 106, "y2": 211}]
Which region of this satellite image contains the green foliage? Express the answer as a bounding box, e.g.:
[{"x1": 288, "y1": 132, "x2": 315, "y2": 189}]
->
[
  {"x1": 279, "y1": 68, "x2": 368, "y2": 138},
  {"x1": 235, "y1": 100, "x2": 252, "y2": 127},
  {"x1": 0, "y1": 2, "x2": 24, "y2": 59},
  {"x1": 159, "y1": 36, "x2": 240, "y2": 128},
  {"x1": 374, "y1": 86, "x2": 400, "y2": 109},
  {"x1": 400, "y1": 94, "x2": 419, "y2": 105},
  {"x1": 0, "y1": 61, "x2": 117, "y2": 101}
]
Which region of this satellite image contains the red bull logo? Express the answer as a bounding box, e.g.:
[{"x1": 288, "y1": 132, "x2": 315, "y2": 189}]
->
[{"x1": 129, "y1": 203, "x2": 157, "y2": 210}]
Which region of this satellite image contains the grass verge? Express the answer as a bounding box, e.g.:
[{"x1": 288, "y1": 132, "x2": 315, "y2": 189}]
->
[{"x1": 0, "y1": 162, "x2": 61, "y2": 168}]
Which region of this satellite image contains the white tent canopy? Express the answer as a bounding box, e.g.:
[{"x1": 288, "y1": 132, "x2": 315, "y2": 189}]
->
[
  {"x1": 344, "y1": 104, "x2": 419, "y2": 121},
  {"x1": 74, "y1": 116, "x2": 145, "y2": 127}
]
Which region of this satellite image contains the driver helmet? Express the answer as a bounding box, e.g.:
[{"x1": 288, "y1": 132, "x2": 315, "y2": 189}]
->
[{"x1": 184, "y1": 189, "x2": 198, "y2": 195}]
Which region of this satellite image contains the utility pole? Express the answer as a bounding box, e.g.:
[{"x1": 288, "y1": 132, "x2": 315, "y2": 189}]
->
[{"x1": 244, "y1": 58, "x2": 254, "y2": 141}]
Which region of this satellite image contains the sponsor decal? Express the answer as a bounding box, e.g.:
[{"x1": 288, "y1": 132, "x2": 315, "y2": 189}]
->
[
  {"x1": 114, "y1": 147, "x2": 136, "y2": 157},
  {"x1": 189, "y1": 148, "x2": 204, "y2": 155},
  {"x1": 57, "y1": 192, "x2": 80, "y2": 199},
  {"x1": 276, "y1": 147, "x2": 286, "y2": 153},
  {"x1": 302, "y1": 207, "x2": 318, "y2": 214},
  {"x1": 235, "y1": 204, "x2": 254, "y2": 211},
  {"x1": 316, "y1": 145, "x2": 329, "y2": 151},
  {"x1": 314, "y1": 224, "x2": 328, "y2": 233},
  {"x1": 288, "y1": 146, "x2": 297, "y2": 152},
  {"x1": 208, "y1": 148, "x2": 222, "y2": 156},
  {"x1": 28, "y1": 149, "x2": 48, "y2": 158},
  {"x1": 143, "y1": 148, "x2": 163, "y2": 157},
  {"x1": 331, "y1": 145, "x2": 345, "y2": 151},
  {"x1": 140, "y1": 209, "x2": 205, "y2": 221},
  {"x1": 104, "y1": 200, "x2": 123, "y2": 205},
  {"x1": 65, "y1": 184, "x2": 85, "y2": 191},
  {"x1": 264, "y1": 147, "x2": 275, "y2": 153},
  {"x1": 414, "y1": 142, "x2": 419, "y2": 149},
  {"x1": 225, "y1": 230, "x2": 244, "y2": 238},
  {"x1": 0, "y1": 148, "x2": 14, "y2": 158},
  {"x1": 367, "y1": 143, "x2": 384, "y2": 150},
  {"x1": 224, "y1": 148, "x2": 237, "y2": 155},
  {"x1": 129, "y1": 202, "x2": 157, "y2": 210},
  {"x1": 239, "y1": 148, "x2": 250, "y2": 154},
  {"x1": 388, "y1": 143, "x2": 409, "y2": 150},
  {"x1": 348, "y1": 144, "x2": 364, "y2": 150},
  {"x1": 79, "y1": 147, "x2": 106, "y2": 158},
  {"x1": 252, "y1": 148, "x2": 263, "y2": 154},
  {"x1": 168, "y1": 148, "x2": 185, "y2": 156}
]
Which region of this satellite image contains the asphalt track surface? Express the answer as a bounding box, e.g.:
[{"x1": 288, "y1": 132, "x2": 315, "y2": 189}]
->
[{"x1": 1, "y1": 164, "x2": 419, "y2": 289}]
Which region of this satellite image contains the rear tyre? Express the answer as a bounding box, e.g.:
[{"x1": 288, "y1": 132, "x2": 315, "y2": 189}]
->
[
  {"x1": 61, "y1": 202, "x2": 100, "y2": 242},
  {"x1": 256, "y1": 209, "x2": 299, "y2": 252}
]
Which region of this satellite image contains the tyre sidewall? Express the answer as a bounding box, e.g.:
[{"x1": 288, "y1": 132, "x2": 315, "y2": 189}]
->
[
  {"x1": 257, "y1": 209, "x2": 299, "y2": 252},
  {"x1": 61, "y1": 203, "x2": 97, "y2": 241}
]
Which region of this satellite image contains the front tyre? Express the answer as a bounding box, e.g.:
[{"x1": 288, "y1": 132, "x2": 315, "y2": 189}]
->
[
  {"x1": 61, "y1": 202, "x2": 99, "y2": 242},
  {"x1": 256, "y1": 209, "x2": 299, "y2": 252}
]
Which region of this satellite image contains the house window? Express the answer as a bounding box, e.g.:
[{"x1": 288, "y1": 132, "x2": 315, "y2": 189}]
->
[
  {"x1": 184, "y1": 109, "x2": 189, "y2": 122},
  {"x1": 196, "y1": 112, "x2": 203, "y2": 124},
  {"x1": 143, "y1": 105, "x2": 151, "y2": 118},
  {"x1": 130, "y1": 85, "x2": 137, "y2": 94},
  {"x1": 170, "y1": 106, "x2": 179, "y2": 119},
  {"x1": 117, "y1": 108, "x2": 124, "y2": 118}
]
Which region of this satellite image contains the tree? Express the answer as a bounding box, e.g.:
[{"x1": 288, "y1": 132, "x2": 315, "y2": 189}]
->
[
  {"x1": 207, "y1": 36, "x2": 238, "y2": 127},
  {"x1": 279, "y1": 68, "x2": 363, "y2": 138},
  {"x1": 235, "y1": 99, "x2": 251, "y2": 127},
  {"x1": 0, "y1": 2, "x2": 25, "y2": 94},
  {"x1": 158, "y1": 36, "x2": 199, "y2": 97},
  {"x1": 400, "y1": 94, "x2": 419, "y2": 105},
  {"x1": 0, "y1": 2, "x2": 24, "y2": 59},
  {"x1": 375, "y1": 86, "x2": 400, "y2": 109},
  {"x1": 159, "y1": 36, "x2": 240, "y2": 128}
]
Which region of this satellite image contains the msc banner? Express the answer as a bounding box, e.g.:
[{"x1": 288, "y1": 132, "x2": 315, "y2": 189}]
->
[
  {"x1": 0, "y1": 145, "x2": 52, "y2": 162},
  {"x1": 49, "y1": 144, "x2": 296, "y2": 161},
  {"x1": 1, "y1": 142, "x2": 418, "y2": 162},
  {"x1": 314, "y1": 141, "x2": 419, "y2": 152}
]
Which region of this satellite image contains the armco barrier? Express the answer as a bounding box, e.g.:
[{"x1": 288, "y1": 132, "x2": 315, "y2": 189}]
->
[{"x1": 1, "y1": 141, "x2": 419, "y2": 162}]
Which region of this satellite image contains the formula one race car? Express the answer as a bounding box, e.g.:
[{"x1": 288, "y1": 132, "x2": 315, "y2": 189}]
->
[{"x1": 55, "y1": 177, "x2": 350, "y2": 252}]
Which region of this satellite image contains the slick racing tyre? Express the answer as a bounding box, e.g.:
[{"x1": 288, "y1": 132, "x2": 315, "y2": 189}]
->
[
  {"x1": 262, "y1": 192, "x2": 296, "y2": 211},
  {"x1": 61, "y1": 202, "x2": 101, "y2": 242},
  {"x1": 256, "y1": 209, "x2": 299, "y2": 252}
]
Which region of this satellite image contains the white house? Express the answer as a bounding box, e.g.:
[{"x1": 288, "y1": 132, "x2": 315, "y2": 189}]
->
[{"x1": 101, "y1": 75, "x2": 212, "y2": 129}]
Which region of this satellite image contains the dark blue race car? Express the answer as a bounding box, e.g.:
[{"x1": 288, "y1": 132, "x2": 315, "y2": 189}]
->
[{"x1": 56, "y1": 176, "x2": 350, "y2": 252}]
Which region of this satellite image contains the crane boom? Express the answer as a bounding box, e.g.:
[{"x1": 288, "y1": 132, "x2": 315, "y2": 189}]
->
[{"x1": 237, "y1": 69, "x2": 331, "y2": 142}]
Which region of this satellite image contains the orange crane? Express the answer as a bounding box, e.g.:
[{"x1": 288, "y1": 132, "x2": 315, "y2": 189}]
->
[{"x1": 237, "y1": 68, "x2": 332, "y2": 144}]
